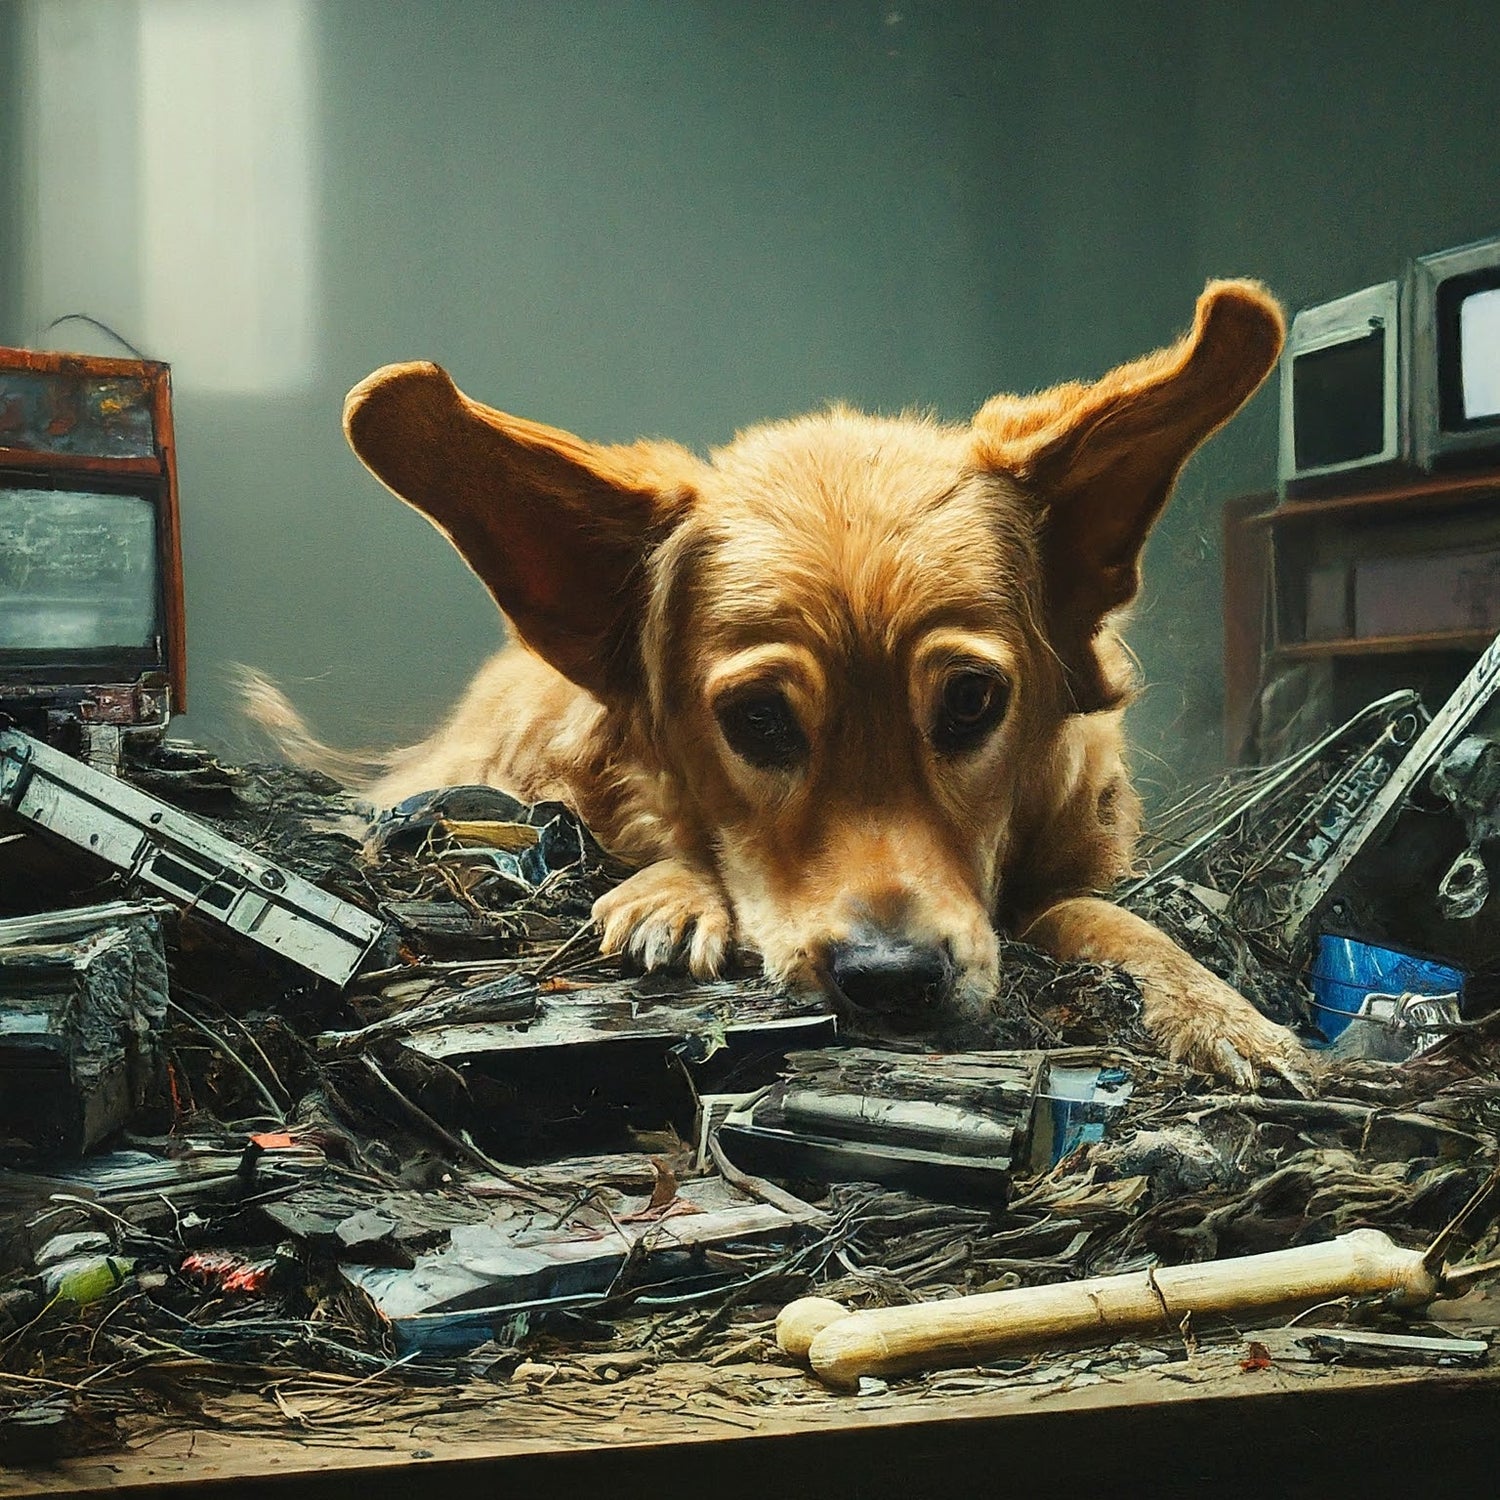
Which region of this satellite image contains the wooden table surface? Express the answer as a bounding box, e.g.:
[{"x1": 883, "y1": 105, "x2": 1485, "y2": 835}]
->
[{"x1": 8, "y1": 1341, "x2": 1500, "y2": 1500}]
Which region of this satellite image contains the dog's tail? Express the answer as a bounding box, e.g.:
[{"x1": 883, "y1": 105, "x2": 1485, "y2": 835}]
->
[{"x1": 235, "y1": 666, "x2": 392, "y2": 789}]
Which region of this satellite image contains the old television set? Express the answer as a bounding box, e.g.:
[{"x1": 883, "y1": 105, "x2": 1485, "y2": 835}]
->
[
  {"x1": 1279, "y1": 280, "x2": 1404, "y2": 493},
  {"x1": 0, "y1": 349, "x2": 186, "y2": 762},
  {"x1": 1410, "y1": 234, "x2": 1500, "y2": 469},
  {"x1": 1279, "y1": 232, "x2": 1500, "y2": 496}
]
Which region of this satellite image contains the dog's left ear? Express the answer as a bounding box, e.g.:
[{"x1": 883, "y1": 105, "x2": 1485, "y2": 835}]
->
[
  {"x1": 973, "y1": 279, "x2": 1284, "y2": 712},
  {"x1": 344, "y1": 362, "x2": 703, "y2": 701}
]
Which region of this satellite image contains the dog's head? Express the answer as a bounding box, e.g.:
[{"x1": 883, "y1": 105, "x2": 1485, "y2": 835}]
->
[{"x1": 345, "y1": 281, "x2": 1283, "y2": 1018}]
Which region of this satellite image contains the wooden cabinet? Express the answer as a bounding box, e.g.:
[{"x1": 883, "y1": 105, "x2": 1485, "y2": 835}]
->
[{"x1": 1222, "y1": 466, "x2": 1500, "y2": 762}]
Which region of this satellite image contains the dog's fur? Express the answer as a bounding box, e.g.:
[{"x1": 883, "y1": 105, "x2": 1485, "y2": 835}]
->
[{"x1": 281, "y1": 281, "x2": 1307, "y2": 1086}]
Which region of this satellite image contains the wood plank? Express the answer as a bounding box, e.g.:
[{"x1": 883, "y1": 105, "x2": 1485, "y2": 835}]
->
[
  {"x1": 0, "y1": 450, "x2": 163, "y2": 477},
  {"x1": 385, "y1": 974, "x2": 833, "y2": 1060},
  {"x1": 1256, "y1": 467, "x2": 1500, "y2": 524},
  {"x1": 8, "y1": 1353, "x2": 1500, "y2": 1498},
  {"x1": 1222, "y1": 489, "x2": 1275, "y2": 761},
  {"x1": 150, "y1": 363, "x2": 188, "y2": 711},
  {"x1": 1273, "y1": 628, "x2": 1496, "y2": 659}
]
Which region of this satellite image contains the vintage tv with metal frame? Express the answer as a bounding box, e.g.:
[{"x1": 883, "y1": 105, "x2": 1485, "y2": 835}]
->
[
  {"x1": 1279, "y1": 233, "x2": 1500, "y2": 497},
  {"x1": 1410, "y1": 233, "x2": 1500, "y2": 471},
  {"x1": 0, "y1": 348, "x2": 186, "y2": 765},
  {"x1": 1278, "y1": 280, "x2": 1405, "y2": 495}
]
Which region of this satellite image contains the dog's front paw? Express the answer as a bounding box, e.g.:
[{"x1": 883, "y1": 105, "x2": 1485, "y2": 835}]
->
[
  {"x1": 1142, "y1": 970, "x2": 1312, "y2": 1094},
  {"x1": 593, "y1": 859, "x2": 733, "y2": 978},
  {"x1": 1021, "y1": 897, "x2": 1314, "y2": 1094}
]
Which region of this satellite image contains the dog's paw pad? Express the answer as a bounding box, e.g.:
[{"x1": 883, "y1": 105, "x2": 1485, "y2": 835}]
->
[{"x1": 593, "y1": 860, "x2": 733, "y2": 978}]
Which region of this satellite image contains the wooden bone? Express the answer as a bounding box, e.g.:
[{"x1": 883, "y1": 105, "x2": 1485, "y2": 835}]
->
[{"x1": 778, "y1": 1229, "x2": 1442, "y2": 1390}]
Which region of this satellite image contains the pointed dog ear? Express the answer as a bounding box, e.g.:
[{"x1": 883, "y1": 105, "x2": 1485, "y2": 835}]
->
[
  {"x1": 973, "y1": 280, "x2": 1284, "y2": 713},
  {"x1": 344, "y1": 362, "x2": 702, "y2": 700}
]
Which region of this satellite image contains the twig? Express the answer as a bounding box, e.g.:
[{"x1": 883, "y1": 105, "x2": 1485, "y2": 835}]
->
[
  {"x1": 356, "y1": 1054, "x2": 557, "y2": 1207},
  {"x1": 1424, "y1": 1159, "x2": 1500, "y2": 1272},
  {"x1": 165, "y1": 998, "x2": 287, "y2": 1124},
  {"x1": 174, "y1": 987, "x2": 293, "y2": 1107},
  {"x1": 534, "y1": 918, "x2": 602, "y2": 978},
  {"x1": 351, "y1": 957, "x2": 524, "y2": 986},
  {"x1": 708, "y1": 1135, "x2": 830, "y2": 1227}
]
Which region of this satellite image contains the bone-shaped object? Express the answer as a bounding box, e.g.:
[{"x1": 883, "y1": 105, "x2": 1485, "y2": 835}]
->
[{"x1": 777, "y1": 1228, "x2": 1442, "y2": 1389}]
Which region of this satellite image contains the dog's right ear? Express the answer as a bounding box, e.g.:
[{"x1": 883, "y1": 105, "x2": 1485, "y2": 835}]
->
[{"x1": 344, "y1": 362, "x2": 701, "y2": 701}]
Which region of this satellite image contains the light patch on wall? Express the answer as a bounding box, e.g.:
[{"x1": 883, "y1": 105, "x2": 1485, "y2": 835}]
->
[
  {"x1": 19, "y1": 0, "x2": 143, "y2": 342},
  {"x1": 136, "y1": 0, "x2": 316, "y2": 392}
]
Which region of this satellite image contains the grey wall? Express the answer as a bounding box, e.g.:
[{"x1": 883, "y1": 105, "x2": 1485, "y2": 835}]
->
[
  {"x1": 0, "y1": 4, "x2": 20, "y2": 346},
  {"x1": 4, "y1": 0, "x2": 1498, "y2": 799},
  {"x1": 1139, "y1": 0, "x2": 1500, "y2": 788}
]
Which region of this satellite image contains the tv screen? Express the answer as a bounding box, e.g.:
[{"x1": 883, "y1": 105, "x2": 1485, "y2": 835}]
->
[
  {"x1": 1292, "y1": 330, "x2": 1388, "y2": 472},
  {"x1": 1460, "y1": 284, "x2": 1500, "y2": 421},
  {"x1": 0, "y1": 485, "x2": 161, "y2": 652},
  {"x1": 1436, "y1": 264, "x2": 1500, "y2": 435}
]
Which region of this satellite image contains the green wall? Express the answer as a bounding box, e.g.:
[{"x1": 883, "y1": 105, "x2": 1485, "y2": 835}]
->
[
  {"x1": 1142, "y1": 0, "x2": 1500, "y2": 788},
  {"x1": 4, "y1": 1, "x2": 1498, "y2": 799},
  {"x1": 175, "y1": 0, "x2": 1110, "y2": 757}
]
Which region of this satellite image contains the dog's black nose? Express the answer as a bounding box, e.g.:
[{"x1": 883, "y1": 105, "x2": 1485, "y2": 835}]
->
[{"x1": 828, "y1": 935, "x2": 953, "y2": 1013}]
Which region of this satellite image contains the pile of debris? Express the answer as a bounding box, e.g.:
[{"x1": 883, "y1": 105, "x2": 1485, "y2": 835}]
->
[{"x1": 1, "y1": 637, "x2": 1499, "y2": 1461}]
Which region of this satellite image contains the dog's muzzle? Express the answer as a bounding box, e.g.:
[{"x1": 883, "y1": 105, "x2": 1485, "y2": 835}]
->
[{"x1": 826, "y1": 932, "x2": 955, "y2": 1016}]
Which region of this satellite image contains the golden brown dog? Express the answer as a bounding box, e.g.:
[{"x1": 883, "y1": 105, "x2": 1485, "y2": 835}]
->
[{"x1": 299, "y1": 280, "x2": 1307, "y2": 1087}]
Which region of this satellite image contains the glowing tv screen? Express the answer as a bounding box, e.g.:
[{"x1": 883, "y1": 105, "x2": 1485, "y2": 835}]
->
[
  {"x1": 1460, "y1": 284, "x2": 1500, "y2": 422},
  {"x1": 0, "y1": 486, "x2": 161, "y2": 653},
  {"x1": 1413, "y1": 234, "x2": 1500, "y2": 469}
]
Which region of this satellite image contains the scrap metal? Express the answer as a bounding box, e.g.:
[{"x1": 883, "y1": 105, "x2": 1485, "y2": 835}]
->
[
  {"x1": 0, "y1": 901, "x2": 171, "y2": 1156},
  {"x1": 1124, "y1": 688, "x2": 1427, "y2": 962},
  {"x1": 1282, "y1": 629, "x2": 1500, "y2": 949},
  {"x1": 1431, "y1": 732, "x2": 1500, "y2": 920},
  {"x1": 0, "y1": 727, "x2": 386, "y2": 986}
]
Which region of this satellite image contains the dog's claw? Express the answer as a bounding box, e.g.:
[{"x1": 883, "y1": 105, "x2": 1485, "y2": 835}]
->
[
  {"x1": 594, "y1": 859, "x2": 733, "y2": 979},
  {"x1": 1144, "y1": 968, "x2": 1312, "y2": 1094},
  {"x1": 685, "y1": 917, "x2": 730, "y2": 979},
  {"x1": 1211, "y1": 1038, "x2": 1255, "y2": 1092},
  {"x1": 1264, "y1": 1050, "x2": 1318, "y2": 1100}
]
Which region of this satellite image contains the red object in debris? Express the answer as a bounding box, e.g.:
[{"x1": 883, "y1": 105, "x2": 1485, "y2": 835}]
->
[
  {"x1": 1240, "y1": 1341, "x2": 1273, "y2": 1372},
  {"x1": 180, "y1": 1250, "x2": 274, "y2": 1295},
  {"x1": 166, "y1": 1060, "x2": 188, "y2": 1120},
  {"x1": 250, "y1": 1132, "x2": 296, "y2": 1150}
]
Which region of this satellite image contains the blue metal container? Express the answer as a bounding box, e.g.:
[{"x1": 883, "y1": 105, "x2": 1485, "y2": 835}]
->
[{"x1": 1308, "y1": 935, "x2": 1463, "y2": 1042}]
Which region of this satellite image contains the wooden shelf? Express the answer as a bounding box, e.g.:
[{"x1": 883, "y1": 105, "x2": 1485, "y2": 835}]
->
[
  {"x1": 1226, "y1": 463, "x2": 1500, "y2": 757},
  {"x1": 1253, "y1": 469, "x2": 1500, "y2": 526},
  {"x1": 1274, "y1": 628, "x2": 1497, "y2": 660}
]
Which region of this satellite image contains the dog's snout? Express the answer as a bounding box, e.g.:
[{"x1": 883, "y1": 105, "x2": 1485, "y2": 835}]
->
[{"x1": 828, "y1": 934, "x2": 953, "y2": 1013}]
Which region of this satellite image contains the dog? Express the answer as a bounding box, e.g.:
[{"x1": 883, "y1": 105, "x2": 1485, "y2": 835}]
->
[{"x1": 278, "y1": 280, "x2": 1307, "y2": 1088}]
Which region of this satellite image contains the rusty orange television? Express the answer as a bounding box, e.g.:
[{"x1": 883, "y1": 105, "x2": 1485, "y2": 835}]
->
[{"x1": 0, "y1": 349, "x2": 186, "y2": 760}]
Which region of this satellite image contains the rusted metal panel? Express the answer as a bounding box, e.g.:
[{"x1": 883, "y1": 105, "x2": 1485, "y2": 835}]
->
[
  {"x1": 0, "y1": 368, "x2": 155, "y2": 460},
  {"x1": 0, "y1": 727, "x2": 389, "y2": 987}
]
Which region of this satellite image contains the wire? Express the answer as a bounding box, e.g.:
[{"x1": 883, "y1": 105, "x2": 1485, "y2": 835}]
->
[{"x1": 34, "y1": 313, "x2": 151, "y2": 361}]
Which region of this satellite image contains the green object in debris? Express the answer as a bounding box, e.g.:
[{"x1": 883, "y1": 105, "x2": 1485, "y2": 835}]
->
[{"x1": 42, "y1": 1254, "x2": 136, "y2": 1306}]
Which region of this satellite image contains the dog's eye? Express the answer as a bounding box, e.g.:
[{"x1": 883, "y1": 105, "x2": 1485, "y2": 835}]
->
[
  {"x1": 934, "y1": 670, "x2": 1009, "y2": 753},
  {"x1": 716, "y1": 690, "x2": 807, "y2": 771}
]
